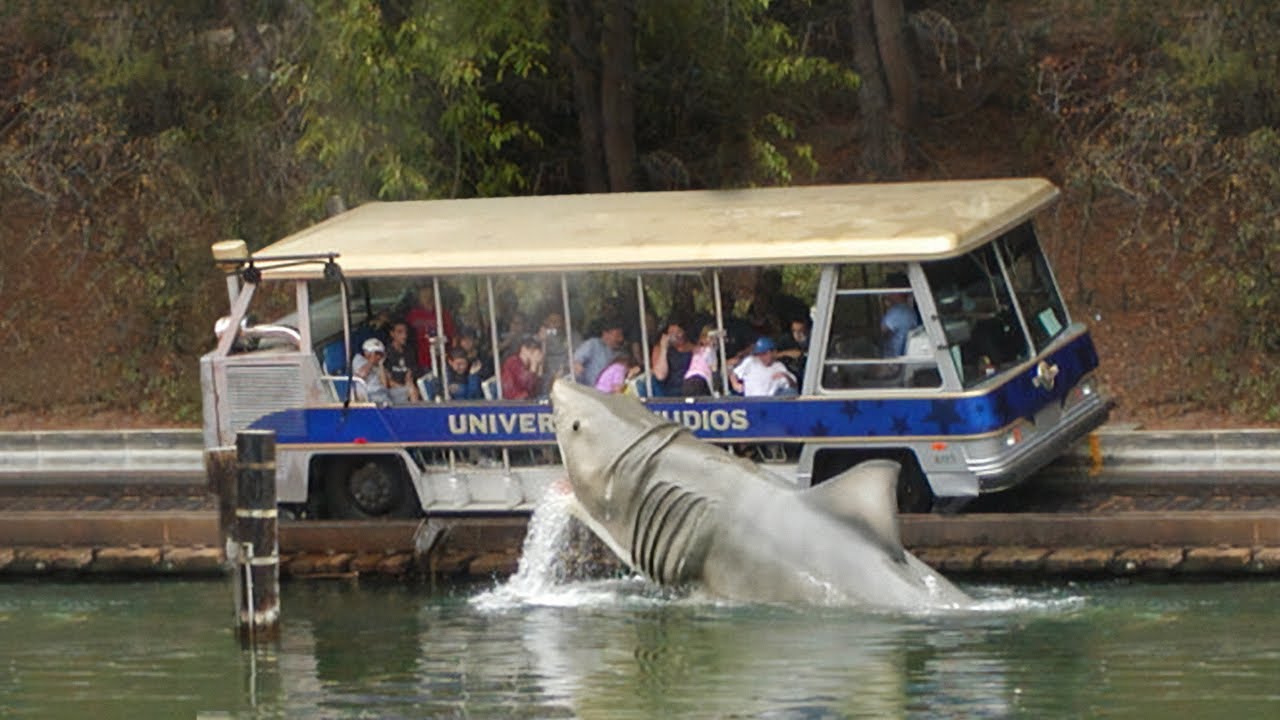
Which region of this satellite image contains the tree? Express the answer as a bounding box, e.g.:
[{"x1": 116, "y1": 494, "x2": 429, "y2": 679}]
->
[{"x1": 850, "y1": 0, "x2": 913, "y2": 179}]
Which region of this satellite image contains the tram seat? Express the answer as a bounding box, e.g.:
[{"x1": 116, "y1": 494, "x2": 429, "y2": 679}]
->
[
  {"x1": 320, "y1": 339, "x2": 347, "y2": 375},
  {"x1": 481, "y1": 376, "x2": 499, "y2": 400},
  {"x1": 323, "y1": 375, "x2": 369, "y2": 402},
  {"x1": 625, "y1": 372, "x2": 650, "y2": 397}
]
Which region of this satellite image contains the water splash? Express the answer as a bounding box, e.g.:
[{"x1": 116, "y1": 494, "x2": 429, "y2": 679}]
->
[{"x1": 472, "y1": 489, "x2": 667, "y2": 612}]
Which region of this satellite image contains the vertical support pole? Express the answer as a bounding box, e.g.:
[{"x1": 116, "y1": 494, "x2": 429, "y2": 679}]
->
[
  {"x1": 712, "y1": 270, "x2": 730, "y2": 395},
  {"x1": 234, "y1": 430, "x2": 280, "y2": 644},
  {"x1": 560, "y1": 273, "x2": 575, "y2": 383},
  {"x1": 636, "y1": 274, "x2": 654, "y2": 397}
]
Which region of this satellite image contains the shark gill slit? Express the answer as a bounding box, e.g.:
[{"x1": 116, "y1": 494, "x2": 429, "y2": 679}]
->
[
  {"x1": 633, "y1": 480, "x2": 708, "y2": 584},
  {"x1": 652, "y1": 492, "x2": 709, "y2": 585},
  {"x1": 641, "y1": 486, "x2": 692, "y2": 581},
  {"x1": 631, "y1": 482, "x2": 683, "y2": 575}
]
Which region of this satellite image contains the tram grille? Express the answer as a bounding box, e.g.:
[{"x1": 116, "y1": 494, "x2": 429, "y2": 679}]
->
[{"x1": 224, "y1": 363, "x2": 307, "y2": 433}]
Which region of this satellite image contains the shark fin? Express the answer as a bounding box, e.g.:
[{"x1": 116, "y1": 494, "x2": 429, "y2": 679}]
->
[{"x1": 802, "y1": 459, "x2": 905, "y2": 560}]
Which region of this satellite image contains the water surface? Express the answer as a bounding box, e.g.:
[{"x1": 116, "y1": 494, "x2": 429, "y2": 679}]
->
[{"x1": 3, "y1": 510, "x2": 1278, "y2": 719}]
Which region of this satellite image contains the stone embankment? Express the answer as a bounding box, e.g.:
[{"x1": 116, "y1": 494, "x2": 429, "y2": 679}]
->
[{"x1": 3, "y1": 539, "x2": 1280, "y2": 580}]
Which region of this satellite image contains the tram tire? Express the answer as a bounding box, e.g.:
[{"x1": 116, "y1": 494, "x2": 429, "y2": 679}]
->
[
  {"x1": 323, "y1": 457, "x2": 420, "y2": 520},
  {"x1": 895, "y1": 464, "x2": 935, "y2": 514}
]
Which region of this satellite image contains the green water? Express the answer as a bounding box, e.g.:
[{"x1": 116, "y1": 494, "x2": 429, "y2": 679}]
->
[{"x1": 1, "y1": 577, "x2": 1277, "y2": 718}]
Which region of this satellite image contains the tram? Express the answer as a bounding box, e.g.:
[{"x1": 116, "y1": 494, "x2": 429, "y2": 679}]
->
[{"x1": 201, "y1": 179, "x2": 1111, "y2": 517}]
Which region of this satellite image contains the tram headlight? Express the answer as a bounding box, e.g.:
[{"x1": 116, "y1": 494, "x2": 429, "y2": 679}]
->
[{"x1": 1064, "y1": 379, "x2": 1096, "y2": 410}]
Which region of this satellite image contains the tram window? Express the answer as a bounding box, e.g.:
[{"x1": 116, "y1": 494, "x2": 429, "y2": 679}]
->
[
  {"x1": 923, "y1": 245, "x2": 1030, "y2": 387},
  {"x1": 997, "y1": 223, "x2": 1068, "y2": 351},
  {"x1": 821, "y1": 264, "x2": 939, "y2": 390}
]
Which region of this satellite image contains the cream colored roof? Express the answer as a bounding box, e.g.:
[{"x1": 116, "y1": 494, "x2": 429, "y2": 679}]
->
[{"x1": 250, "y1": 178, "x2": 1058, "y2": 280}]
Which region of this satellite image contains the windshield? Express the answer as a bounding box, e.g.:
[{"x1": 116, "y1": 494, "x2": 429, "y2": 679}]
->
[{"x1": 922, "y1": 221, "x2": 1067, "y2": 388}]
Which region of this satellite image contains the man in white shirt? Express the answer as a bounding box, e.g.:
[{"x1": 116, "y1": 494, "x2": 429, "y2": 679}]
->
[{"x1": 730, "y1": 337, "x2": 797, "y2": 396}]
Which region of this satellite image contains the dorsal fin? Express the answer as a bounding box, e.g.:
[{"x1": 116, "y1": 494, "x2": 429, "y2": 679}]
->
[{"x1": 801, "y1": 460, "x2": 905, "y2": 559}]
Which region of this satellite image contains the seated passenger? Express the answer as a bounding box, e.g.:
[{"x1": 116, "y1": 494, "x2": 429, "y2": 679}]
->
[
  {"x1": 573, "y1": 321, "x2": 625, "y2": 386},
  {"x1": 649, "y1": 319, "x2": 695, "y2": 396},
  {"x1": 729, "y1": 337, "x2": 796, "y2": 397},
  {"x1": 500, "y1": 336, "x2": 544, "y2": 400},
  {"x1": 384, "y1": 320, "x2": 421, "y2": 404},
  {"x1": 776, "y1": 317, "x2": 810, "y2": 381},
  {"x1": 881, "y1": 272, "x2": 921, "y2": 358},
  {"x1": 455, "y1": 326, "x2": 493, "y2": 379},
  {"x1": 440, "y1": 347, "x2": 485, "y2": 400},
  {"x1": 538, "y1": 310, "x2": 579, "y2": 392},
  {"x1": 352, "y1": 337, "x2": 392, "y2": 406},
  {"x1": 595, "y1": 351, "x2": 640, "y2": 394},
  {"x1": 681, "y1": 325, "x2": 719, "y2": 396}
]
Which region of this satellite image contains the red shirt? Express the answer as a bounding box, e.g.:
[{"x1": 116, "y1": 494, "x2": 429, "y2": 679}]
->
[
  {"x1": 405, "y1": 306, "x2": 456, "y2": 370},
  {"x1": 500, "y1": 353, "x2": 540, "y2": 400}
]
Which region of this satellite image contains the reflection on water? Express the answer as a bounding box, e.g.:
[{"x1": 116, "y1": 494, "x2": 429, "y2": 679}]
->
[{"x1": 2, "y1": 537, "x2": 1280, "y2": 717}]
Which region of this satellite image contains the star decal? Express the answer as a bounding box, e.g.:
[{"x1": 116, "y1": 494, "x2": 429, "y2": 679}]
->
[
  {"x1": 922, "y1": 400, "x2": 964, "y2": 434},
  {"x1": 991, "y1": 391, "x2": 1017, "y2": 426},
  {"x1": 809, "y1": 419, "x2": 831, "y2": 436},
  {"x1": 839, "y1": 401, "x2": 861, "y2": 422},
  {"x1": 890, "y1": 415, "x2": 911, "y2": 435}
]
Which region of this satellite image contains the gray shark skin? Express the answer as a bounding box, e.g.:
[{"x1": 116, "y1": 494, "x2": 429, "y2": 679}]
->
[{"x1": 549, "y1": 380, "x2": 972, "y2": 610}]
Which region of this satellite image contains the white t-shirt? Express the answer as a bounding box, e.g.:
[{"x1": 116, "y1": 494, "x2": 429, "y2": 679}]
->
[{"x1": 733, "y1": 355, "x2": 795, "y2": 396}]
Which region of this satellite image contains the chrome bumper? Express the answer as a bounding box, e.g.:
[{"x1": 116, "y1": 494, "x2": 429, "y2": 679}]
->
[{"x1": 971, "y1": 393, "x2": 1115, "y2": 494}]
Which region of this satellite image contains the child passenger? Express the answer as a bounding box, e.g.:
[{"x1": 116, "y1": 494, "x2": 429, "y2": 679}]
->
[
  {"x1": 594, "y1": 351, "x2": 640, "y2": 394},
  {"x1": 681, "y1": 325, "x2": 719, "y2": 396}
]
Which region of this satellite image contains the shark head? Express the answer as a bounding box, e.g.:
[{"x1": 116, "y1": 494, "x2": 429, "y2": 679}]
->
[{"x1": 549, "y1": 379, "x2": 674, "y2": 522}]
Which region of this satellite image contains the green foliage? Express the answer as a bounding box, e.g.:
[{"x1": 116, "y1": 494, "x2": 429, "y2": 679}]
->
[{"x1": 291, "y1": 0, "x2": 549, "y2": 203}]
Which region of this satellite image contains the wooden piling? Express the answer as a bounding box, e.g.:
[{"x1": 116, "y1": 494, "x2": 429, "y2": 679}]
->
[{"x1": 233, "y1": 430, "x2": 280, "y2": 643}]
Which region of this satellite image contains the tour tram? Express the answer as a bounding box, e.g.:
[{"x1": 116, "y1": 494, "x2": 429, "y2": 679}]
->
[{"x1": 202, "y1": 179, "x2": 1111, "y2": 517}]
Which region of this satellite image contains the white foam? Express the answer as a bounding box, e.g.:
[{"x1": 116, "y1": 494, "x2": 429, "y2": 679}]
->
[{"x1": 471, "y1": 491, "x2": 673, "y2": 612}]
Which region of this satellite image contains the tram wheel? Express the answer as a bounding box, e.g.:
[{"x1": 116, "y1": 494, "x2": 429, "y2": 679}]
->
[
  {"x1": 324, "y1": 458, "x2": 420, "y2": 519},
  {"x1": 895, "y1": 464, "x2": 935, "y2": 514}
]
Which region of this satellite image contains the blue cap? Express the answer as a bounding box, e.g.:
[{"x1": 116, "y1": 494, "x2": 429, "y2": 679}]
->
[{"x1": 752, "y1": 337, "x2": 777, "y2": 353}]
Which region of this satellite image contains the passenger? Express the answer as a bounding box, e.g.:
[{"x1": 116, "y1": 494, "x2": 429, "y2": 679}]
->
[
  {"x1": 538, "y1": 310, "x2": 578, "y2": 391},
  {"x1": 500, "y1": 336, "x2": 545, "y2": 400},
  {"x1": 649, "y1": 319, "x2": 695, "y2": 396},
  {"x1": 729, "y1": 337, "x2": 797, "y2": 397},
  {"x1": 384, "y1": 320, "x2": 422, "y2": 404},
  {"x1": 573, "y1": 320, "x2": 625, "y2": 386},
  {"x1": 455, "y1": 326, "x2": 493, "y2": 379},
  {"x1": 594, "y1": 350, "x2": 640, "y2": 394},
  {"x1": 441, "y1": 347, "x2": 485, "y2": 400},
  {"x1": 776, "y1": 317, "x2": 811, "y2": 381},
  {"x1": 405, "y1": 284, "x2": 457, "y2": 372},
  {"x1": 498, "y1": 312, "x2": 531, "y2": 360},
  {"x1": 749, "y1": 268, "x2": 809, "y2": 335},
  {"x1": 881, "y1": 272, "x2": 920, "y2": 358},
  {"x1": 352, "y1": 337, "x2": 392, "y2": 406},
  {"x1": 681, "y1": 325, "x2": 719, "y2": 396}
]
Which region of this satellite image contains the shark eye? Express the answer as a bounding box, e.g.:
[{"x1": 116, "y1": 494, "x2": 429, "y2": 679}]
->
[{"x1": 572, "y1": 420, "x2": 581, "y2": 432}]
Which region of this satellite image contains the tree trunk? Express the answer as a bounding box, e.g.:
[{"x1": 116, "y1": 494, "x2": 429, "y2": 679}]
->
[
  {"x1": 565, "y1": 0, "x2": 608, "y2": 192},
  {"x1": 871, "y1": 0, "x2": 914, "y2": 129},
  {"x1": 599, "y1": 0, "x2": 636, "y2": 191},
  {"x1": 851, "y1": 0, "x2": 901, "y2": 179}
]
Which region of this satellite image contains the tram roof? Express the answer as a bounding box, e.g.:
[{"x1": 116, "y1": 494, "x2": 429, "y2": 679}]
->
[{"x1": 250, "y1": 178, "x2": 1059, "y2": 280}]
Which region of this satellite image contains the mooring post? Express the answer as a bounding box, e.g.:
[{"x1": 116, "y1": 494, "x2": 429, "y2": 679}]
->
[{"x1": 234, "y1": 430, "x2": 280, "y2": 644}]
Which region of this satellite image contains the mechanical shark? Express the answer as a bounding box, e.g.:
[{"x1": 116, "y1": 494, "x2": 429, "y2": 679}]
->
[{"x1": 548, "y1": 380, "x2": 972, "y2": 609}]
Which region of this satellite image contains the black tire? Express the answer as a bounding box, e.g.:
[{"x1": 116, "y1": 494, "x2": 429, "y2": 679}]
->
[
  {"x1": 895, "y1": 462, "x2": 935, "y2": 514},
  {"x1": 323, "y1": 457, "x2": 420, "y2": 519}
]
